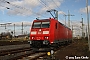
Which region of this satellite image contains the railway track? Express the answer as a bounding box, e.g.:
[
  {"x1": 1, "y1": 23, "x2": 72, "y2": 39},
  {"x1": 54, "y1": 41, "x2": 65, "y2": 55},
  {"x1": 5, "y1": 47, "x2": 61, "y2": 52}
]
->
[
  {"x1": 0, "y1": 42, "x2": 73, "y2": 60},
  {"x1": 0, "y1": 47, "x2": 33, "y2": 60},
  {"x1": 0, "y1": 47, "x2": 48, "y2": 60},
  {"x1": 0, "y1": 47, "x2": 31, "y2": 56},
  {"x1": 0, "y1": 40, "x2": 29, "y2": 46},
  {"x1": 18, "y1": 52, "x2": 47, "y2": 60},
  {"x1": 0, "y1": 44, "x2": 49, "y2": 60},
  {"x1": 0, "y1": 46, "x2": 59, "y2": 60}
]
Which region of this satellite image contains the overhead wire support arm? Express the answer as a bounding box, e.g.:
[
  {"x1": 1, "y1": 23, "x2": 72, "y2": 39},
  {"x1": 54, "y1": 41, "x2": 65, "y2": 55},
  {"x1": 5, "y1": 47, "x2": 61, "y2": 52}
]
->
[
  {"x1": 47, "y1": 10, "x2": 55, "y2": 19},
  {"x1": 65, "y1": 10, "x2": 75, "y2": 27}
]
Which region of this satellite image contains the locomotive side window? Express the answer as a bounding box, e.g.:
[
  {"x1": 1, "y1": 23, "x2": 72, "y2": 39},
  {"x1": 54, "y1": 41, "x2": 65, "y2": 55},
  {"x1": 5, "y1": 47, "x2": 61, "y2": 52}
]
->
[
  {"x1": 42, "y1": 22, "x2": 50, "y2": 28},
  {"x1": 32, "y1": 22, "x2": 41, "y2": 28}
]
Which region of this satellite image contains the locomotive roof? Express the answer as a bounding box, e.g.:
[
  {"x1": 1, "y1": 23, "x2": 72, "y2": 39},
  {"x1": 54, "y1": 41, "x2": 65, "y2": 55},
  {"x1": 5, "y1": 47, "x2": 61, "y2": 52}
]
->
[
  {"x1": 35, "y1": 19, "x2": 49, "y2": 20},
  {"x1": 59, "y1": 21, "x2": 71, "y2": 30},
  {"x1": 34, "y1": 18, "x2": 71, "y2": 30}
]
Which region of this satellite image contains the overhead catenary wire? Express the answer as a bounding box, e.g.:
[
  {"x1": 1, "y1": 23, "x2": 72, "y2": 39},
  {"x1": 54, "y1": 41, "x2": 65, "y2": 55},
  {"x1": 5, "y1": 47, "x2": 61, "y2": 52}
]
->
[
  {"x1": 0, "y1": 1, "x2": 31, "y2": 16},
  {"x1": 0, "y1": 0, "x2": 68, "y2": 25},
  {"x1": 38, "y1": 0, "x2": 54, "y2": 18},
  {"x1": 50, "y1": 1, "x2": 74, "y2": 27},
  {"x1": 50, "y1": 0, "x2": 69, "y2": 24},
  {"x1": 0, "y1": 0, "x2": 66, "y2": 19},
  {"x1": 39, "y1": 0, "x2": 52, "y2": 10},
  {"x1": 0, "y1": 0, "x2": 47, "y2": 18},
  {"x1": 38, "y1": 0, "x2": 66, "y2": 22},
  {"x1": 0, "y1": 4, "x2": 31, "y2": 17},
  {"x1": 51, "y1": 0, "x2": 75, "y2": 27},
  {"x1": 51, "y1": 0, "x2": 66, "y2": 15},
  {"x1": 38, "y1": 0, "x2": 63, "y2": 16}
]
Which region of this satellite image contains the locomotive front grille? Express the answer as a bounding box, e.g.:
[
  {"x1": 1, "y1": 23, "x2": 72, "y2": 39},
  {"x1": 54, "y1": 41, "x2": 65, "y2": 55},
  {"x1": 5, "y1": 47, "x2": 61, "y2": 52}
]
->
[{"x1": 32, "y1": 40, "x2": 43, "y2": 48}]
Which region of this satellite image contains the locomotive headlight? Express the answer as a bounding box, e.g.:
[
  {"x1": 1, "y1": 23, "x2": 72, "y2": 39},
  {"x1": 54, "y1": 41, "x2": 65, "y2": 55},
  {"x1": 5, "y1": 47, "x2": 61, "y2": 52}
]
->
[
  {"x1": 32, "y1": 37, "x2": 34, "y2": 39},
  {"x1": 44, "y1": 36, "x2": 49, "y2": 40},
  {"x1": 43, "y1": 31, "x2": 49, "y2": 34},
  {"x1": 31, "y1": 31, "x2": 36, "y2": 34},
  {"x1": 47, "y1": 37, "x2": 49, "y2": 39}
]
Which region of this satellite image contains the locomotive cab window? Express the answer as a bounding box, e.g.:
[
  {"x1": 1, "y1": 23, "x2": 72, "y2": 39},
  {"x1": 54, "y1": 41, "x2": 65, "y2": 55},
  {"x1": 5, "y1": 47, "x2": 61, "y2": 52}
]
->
[
  {"x1": 42, "y1": 22, "x2": 50, "y2": 28},
  {"x1": 32, "y1": 21, "x2": 50, "y2": 28},
  {"x1": 32, "y1": 22, "x2": 41, "y2": 28}
]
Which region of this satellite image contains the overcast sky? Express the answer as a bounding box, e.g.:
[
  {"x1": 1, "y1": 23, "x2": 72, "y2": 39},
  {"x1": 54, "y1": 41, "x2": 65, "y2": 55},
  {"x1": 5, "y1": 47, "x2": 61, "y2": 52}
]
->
[{"x1": 0, "y1": 0, "x2": 90, "y2": 36}]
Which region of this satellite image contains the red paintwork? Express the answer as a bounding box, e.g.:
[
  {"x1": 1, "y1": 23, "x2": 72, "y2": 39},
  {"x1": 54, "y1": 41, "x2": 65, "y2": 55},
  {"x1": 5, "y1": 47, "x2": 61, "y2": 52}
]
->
[{"x1": 30, "y1": 18, "x2": 72, "y2": 44}]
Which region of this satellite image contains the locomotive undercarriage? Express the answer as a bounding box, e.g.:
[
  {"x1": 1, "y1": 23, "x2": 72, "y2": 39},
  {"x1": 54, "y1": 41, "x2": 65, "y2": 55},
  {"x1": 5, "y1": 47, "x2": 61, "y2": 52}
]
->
[
  {"x1": 51, "y1": 39, "x2": 72, "y2": 48},
  {"x1": 29, "y1": 40, "x2": 50, "y2": 48},
  {"x1": 29, "y1": 39, "x2": 72, "y2": 48}
]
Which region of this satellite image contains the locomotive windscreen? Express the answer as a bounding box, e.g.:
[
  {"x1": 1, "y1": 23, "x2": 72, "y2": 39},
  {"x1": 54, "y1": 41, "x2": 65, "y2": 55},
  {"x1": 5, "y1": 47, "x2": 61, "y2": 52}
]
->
[
  {"x1": 32, "y1": 21, "x2": 50, "y2": 28},
  {"x1": 33, "y1": 22, "x2": 41, "y2": 28}
]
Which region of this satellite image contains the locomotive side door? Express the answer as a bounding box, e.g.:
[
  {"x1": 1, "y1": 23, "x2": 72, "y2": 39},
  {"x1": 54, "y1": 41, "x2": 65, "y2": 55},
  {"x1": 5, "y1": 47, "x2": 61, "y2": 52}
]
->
[{"x1": 55, "y1": 22, "x2": 58, "y2": 40}]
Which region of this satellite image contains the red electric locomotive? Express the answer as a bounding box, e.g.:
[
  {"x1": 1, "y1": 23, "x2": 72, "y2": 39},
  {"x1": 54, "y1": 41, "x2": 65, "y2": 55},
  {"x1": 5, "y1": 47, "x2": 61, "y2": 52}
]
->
[{"x1": 29, "y1": 18, "x2": 72, "y2": 48}]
